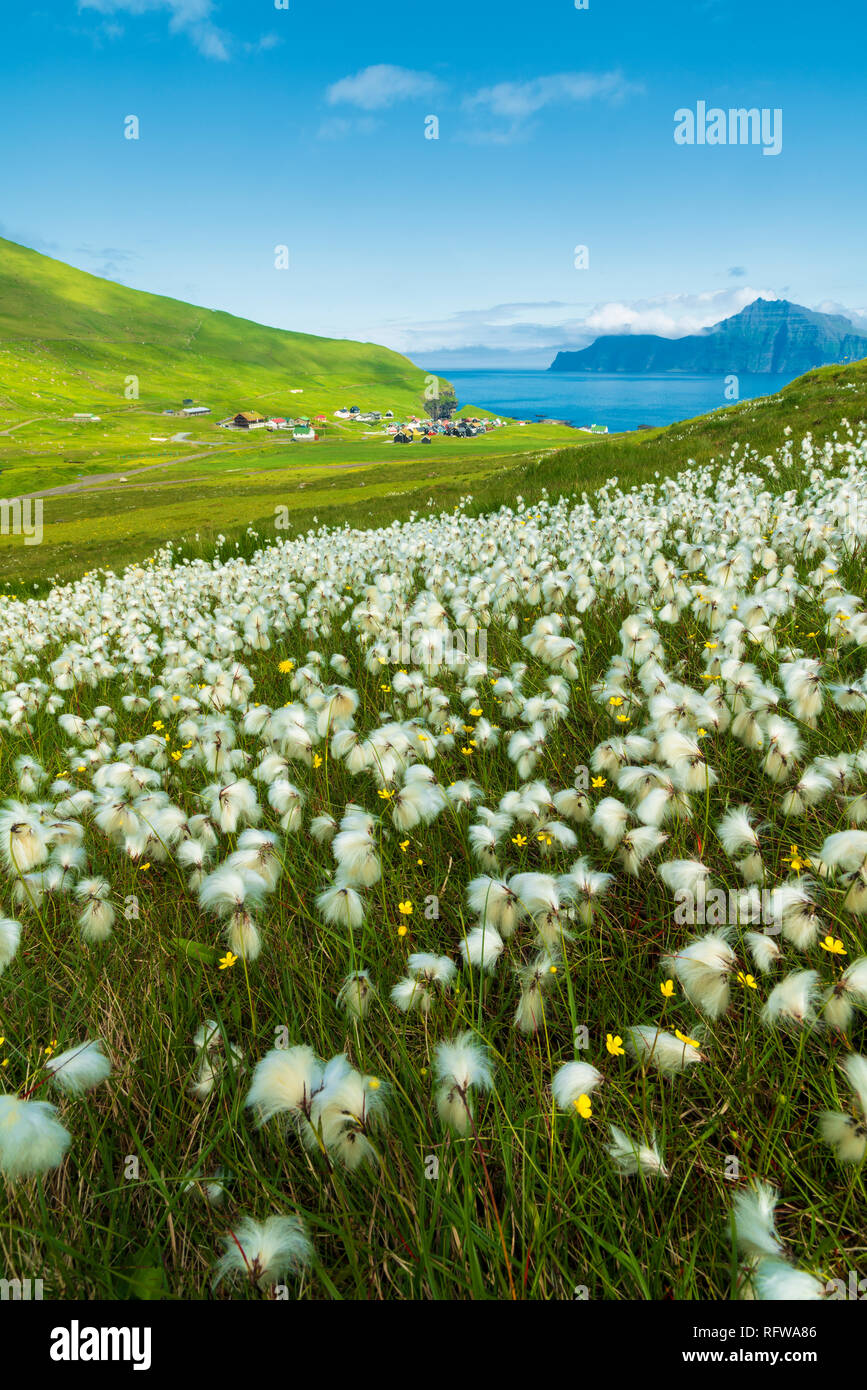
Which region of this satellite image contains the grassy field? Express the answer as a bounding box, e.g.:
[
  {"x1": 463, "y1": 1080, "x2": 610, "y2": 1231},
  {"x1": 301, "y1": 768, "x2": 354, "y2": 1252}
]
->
[
  {"x1": 3, "y1": 241, "x2": 867, "y2": 1302},
  {"x1": 2, "y1": 353, "x2": 866, "y2": 587},
  {"x1": 0, "y1": 358, "x2": 866, "y2": 1300},
  {"x1": 0, "y1": 235, "x2": 590, "y2": 581},
  {"x1": 0, "y1": 419, "x2": 582, "y2": 583}
]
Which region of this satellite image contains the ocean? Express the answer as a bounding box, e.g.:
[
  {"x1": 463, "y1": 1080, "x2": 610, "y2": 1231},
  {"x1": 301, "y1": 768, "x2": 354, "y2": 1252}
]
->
[{"x1": 437, "y1": 369, "x2": 792, "y2": 432}]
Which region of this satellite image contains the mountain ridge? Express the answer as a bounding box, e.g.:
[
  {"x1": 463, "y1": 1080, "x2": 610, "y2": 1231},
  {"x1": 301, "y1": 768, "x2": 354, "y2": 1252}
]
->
[{"x1": 549, "y1": 298, "x2": 867, "y2": 375}]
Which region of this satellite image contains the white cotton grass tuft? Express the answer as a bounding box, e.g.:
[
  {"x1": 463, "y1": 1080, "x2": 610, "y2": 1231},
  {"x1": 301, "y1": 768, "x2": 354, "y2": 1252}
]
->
[
  {"x1": 607, "y1": 1124, "x2": 668, "y2": 1178},
  {"x1": 767, "y1": 879, "x2": 821, "y2": 950},
  {"x1": 513, "y1": 952, "x2": 557, "y2": 1034},
  {"x1": 75, "y1": 878, "x2": 115, "y2": 943},
  {"x1": 665, "y1": 931, "x2": 735, "y2": 1019},
  {"x1": 459, "y1": 922, "x2": 505, "y2": 973},
  {"x1": 331, "y1": 826, "x2": 382, "y2": 887},
  {"x1": 590, "y1": 797, "x2": 631, "y2": 851},
  {"x1": 310, "y1": 813, "x2": 336, "y2": 845},
  {"x1": 626, "y1": 1025, "x2": 703, "y2": 1072},
  {"x1": 466, "y1": 876, "x2": 522, "y2": 935},
  {"x1": 0, "y1": 1094, "x2": 72, "y2": 1178},
  {"x1": 817, "y1": 829, "x2": 867, "y2": 875},
  {"x1": 818, "y1": 1052, "x2": 867, "y2": 1163},
  {"x1": 184, "y1": 1169, "x2": 231, "y2": 1206},
  {"x1": 433, "y1": 1031, "x2": 494, "y2": 1133},
  {"x1": 310, "y1": 1062, "x2": 388, "y2": 1170},
  {"x1": 657, "y1": 858, "x2": 710, "y2": 898},
  {"x1": 228, "y1": 828, "x2": 284, "y2": 891},
  {"x1": 0, "y1": 916, "x2": 22, "y2": 974},
  {"x1": 407, "y1": 952, "x2": 456, "y2": 987},
  {"x1": 820, "y1": 954, "x2": 867, "y2": 1030},
  {"x1": 747, "y1": 1258, "x2": 826, "y2": 1301},
  {"x1": 199, "y1": 865, "x2": 267, "y2": 917},
  {"x1": 467, "y1": 823, "x2": 501, "y2": 869},
  {"x1": 508, "y1": 872, "x2": 560, "y2": 921},
  {"x1": 212, "y1": 1214, "x2": 313, "y2": 1288},
  {"x1": 730, "y1": 1181, "x2": 783, "y2": 1259},
  {"x1": 190, "y1": 1022, "x2": 244, "y2": 1100},
  {"x1": 617, "y1": 825, "x2": 668, "y2": 876},
  {"x1": 202, "y1": 779, "x2": 260, "y2": 834},
  {"x1": 391, "y1": 953, "x2": 456, "y2": 1013},
  {"x1": 315, "y1": 876, "x2": 366, "y2": 929},
  {"x1": 761, "y1": 970, "x2": 819, "y2": 1028},
  {"x1": 245, "y1": 1045, "x2": 323, "y2": 1126},
  {"x1": 716, "y1": 804, "x2": 760, "y2": 858},
  {"x1": 745, "y1": 930, "x2": 782, "y2": 975},
  {"x1": 0, "y1": 802, "x2": 49, "y2": 875},
  {"x1": 44, "y1": 1039, "x2": 111, "y2": 1095},
  {"x1": 336, "y1": 969, "x2": 376, "y2": 1019},
  {"x1": 558, "y1": 858, "x2": 613, "y2": 925},
  {"x1": 636, "y1": 782, "x2": 693, "y2": 827},
  {"x1": 551, "y1": 1061, "x2": 603, "y2": 1111}
]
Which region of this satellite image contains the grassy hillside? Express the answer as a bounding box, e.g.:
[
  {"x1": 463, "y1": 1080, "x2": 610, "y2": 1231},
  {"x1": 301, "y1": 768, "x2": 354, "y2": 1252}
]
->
[
  {"x1": 2, "y1": 251, "x2": 867, "y2": 1303},
  {"x1": 0, "y1": 236, "x2": 444, "y2": 420},
  {"x1": 1, "y1": 354, "x2": 866, "y2": 589},
  {"x1": 0, "y1": 238, "x2": 585, "y2": 577},
  {"x1": 3, "y1": 379, "x2": 867, "y2": 1300},
  {"x1": 2, "y1": 235, "x2": 866, "y2": 593}
]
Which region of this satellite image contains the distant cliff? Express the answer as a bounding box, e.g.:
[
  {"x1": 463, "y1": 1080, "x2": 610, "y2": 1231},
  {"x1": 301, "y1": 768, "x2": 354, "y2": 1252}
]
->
[{"x1": 549, "y1": 299, "x2": 867, "y2": 374}]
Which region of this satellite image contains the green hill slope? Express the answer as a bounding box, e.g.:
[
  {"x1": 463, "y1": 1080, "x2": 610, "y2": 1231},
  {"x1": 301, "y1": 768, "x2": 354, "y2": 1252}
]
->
[{"x1": 0, "y1": 236, "x2": 441, "y2": 417}]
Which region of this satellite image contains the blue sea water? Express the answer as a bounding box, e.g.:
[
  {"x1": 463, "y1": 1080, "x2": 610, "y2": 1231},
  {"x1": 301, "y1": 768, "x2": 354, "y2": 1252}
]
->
[{"x1": 438, "y1": 369, "x2": 792, "y2": 432}]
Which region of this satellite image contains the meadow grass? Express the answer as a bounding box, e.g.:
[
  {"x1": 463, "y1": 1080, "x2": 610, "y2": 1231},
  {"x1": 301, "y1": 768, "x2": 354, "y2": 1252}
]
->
[{"x1": 1, "y1": 398, "x2": 866, "y2": 1300}]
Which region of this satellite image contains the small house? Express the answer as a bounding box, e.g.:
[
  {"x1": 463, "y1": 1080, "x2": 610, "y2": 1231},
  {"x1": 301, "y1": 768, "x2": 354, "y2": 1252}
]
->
[
  {"x1": 232, "y1": 411, "x2": 266, "y2": 430},
  {"x1": 180, "y1": 405, "x2": 211, "y2": 417},
  {"x1": 293, "y1": 425, "x2": 316, "y2": 441}
]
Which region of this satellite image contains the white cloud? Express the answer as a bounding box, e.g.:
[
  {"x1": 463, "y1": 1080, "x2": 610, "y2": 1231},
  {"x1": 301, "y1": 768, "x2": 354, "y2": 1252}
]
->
[
  {"x1": 460, "y1": 70, "x2": 641, "y2": 144},
  {"x1": 380, "y1": 288, "x2": 781, "y2": 363},
  {"x1": 814, "y1": 299, "x2": 867, "y2": 331},
  {"x1": 245, "y1": 33, "x2": 280, "y2": 54},
  {"x1": 582, "y1": 287, "x2": 774, "y2": 338},
  {"x1": 317, "y1": 115, "x2": 380, "y2": 141},
  {"x1": 78, "y1": 0, "x2": 232, "y2": 60},
  {"x1": 465, "y1": 70, "x2": 637, "y2": 120},
  {"x1": 325, "y1": 65, "x2": 440, "y2": 111}
]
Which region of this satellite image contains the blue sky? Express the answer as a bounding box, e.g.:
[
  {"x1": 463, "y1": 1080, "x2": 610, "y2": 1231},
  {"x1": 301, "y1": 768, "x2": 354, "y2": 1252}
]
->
[{"x1": 1, "y1": 0, "x2": 865, "y2": 365}]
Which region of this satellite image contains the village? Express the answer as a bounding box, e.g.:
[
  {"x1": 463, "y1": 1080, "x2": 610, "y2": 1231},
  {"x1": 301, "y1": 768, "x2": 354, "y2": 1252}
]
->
[
  {"x1": 156, "y1": 400, "x2": 517, "y2": 443},
  {"x1": 67, "y1": 400, "x2": 596, "y2": 445}
]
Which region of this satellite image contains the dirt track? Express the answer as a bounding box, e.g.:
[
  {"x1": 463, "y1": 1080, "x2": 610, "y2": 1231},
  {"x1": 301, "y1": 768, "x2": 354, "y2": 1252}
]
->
[{"x1": 15, "y1": 447, "x2": 245, "y2": 499}]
